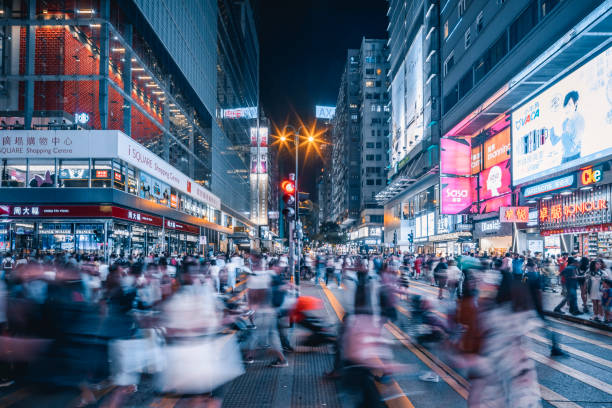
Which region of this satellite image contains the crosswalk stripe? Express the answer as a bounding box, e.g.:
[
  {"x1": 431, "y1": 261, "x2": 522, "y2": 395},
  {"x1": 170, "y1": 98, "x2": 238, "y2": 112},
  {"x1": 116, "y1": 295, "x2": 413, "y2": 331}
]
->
[
  {"x1": 528, "y1": 350, "x2": 612, "y2": 395},
  {"x1": 545, "y1": 326, "x2": 612, "y2": 351},
  {"x1": 527, "y1": 332, "x2": 612, "y2": 369},
  {"x1": 539, "y1": 385, "x2": 583, "y2": 408},
  {"x1": 320, "y1": 283, "x2": 415, "y2": 408},
  {"x1": 549, "y1": 317, "x2": 612, "y2": 338}
]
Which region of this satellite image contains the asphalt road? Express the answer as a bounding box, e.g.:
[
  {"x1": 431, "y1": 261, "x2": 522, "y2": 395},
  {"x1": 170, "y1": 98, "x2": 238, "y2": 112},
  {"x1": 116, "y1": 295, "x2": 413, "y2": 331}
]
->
[{"x1": 0, "y1": 278, "x2": 610, "y2": 407}]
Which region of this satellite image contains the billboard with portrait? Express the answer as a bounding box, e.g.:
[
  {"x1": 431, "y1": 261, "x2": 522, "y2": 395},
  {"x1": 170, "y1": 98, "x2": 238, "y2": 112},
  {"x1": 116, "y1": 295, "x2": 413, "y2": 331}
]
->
[
  {"x1": 440, "y1": 138, "x2": 471, "y2": 176},
  {"x1": 479, "y1": 159, "x2": 511, "y2": 200},
  {"x1": 440, "y1": 176, "x2": 475, "y2": 214},
  {"x1": 511, "y1": 46, "x2": 612, "y2": 185}
]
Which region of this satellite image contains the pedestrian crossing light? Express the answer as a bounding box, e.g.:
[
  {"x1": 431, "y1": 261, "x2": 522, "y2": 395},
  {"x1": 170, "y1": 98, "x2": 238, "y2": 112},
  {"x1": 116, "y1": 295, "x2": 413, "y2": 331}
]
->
[{"x1": 281, "y1": 178, "x2": 296, "y2": 219}]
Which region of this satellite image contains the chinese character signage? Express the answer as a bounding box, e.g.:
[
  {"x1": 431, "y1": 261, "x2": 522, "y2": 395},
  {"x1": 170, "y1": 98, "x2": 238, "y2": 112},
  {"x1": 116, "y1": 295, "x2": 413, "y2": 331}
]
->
[
  {"x1": 499, "y1": 206, "x2": 530, "y2": 223},
  {"x1": 539, "y1": 185, "x2": 612, "y2": 233}
]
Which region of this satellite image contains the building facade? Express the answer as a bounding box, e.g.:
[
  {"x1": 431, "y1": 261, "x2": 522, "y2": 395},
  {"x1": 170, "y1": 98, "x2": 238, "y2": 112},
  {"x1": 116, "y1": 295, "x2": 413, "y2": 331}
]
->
[
  {"x1": 0, "y1": 0, "x2": 262, "y2": 256},
  {"x1": 329, "y1": 39, "x2": 389, "y2": 250}
]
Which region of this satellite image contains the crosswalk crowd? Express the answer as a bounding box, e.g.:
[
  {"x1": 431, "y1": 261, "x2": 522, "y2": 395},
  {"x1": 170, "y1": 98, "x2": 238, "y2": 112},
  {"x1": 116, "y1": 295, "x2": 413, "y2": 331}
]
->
[{"x1": 0, "y1": 248, "x2": 609, "y2": 407}]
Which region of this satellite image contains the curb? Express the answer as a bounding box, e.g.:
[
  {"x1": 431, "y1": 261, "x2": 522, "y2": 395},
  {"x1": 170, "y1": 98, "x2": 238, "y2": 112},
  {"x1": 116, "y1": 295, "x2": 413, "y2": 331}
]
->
[{"x1": 544, "y1": 310, "x2": 612, "y2": 332}]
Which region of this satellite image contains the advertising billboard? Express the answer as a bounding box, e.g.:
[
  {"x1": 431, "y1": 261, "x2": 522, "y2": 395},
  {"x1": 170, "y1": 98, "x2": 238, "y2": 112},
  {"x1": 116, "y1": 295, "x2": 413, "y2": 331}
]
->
[
  {"x1": 511, "y1": 46, "x2": 612, "y2": 185},
  {"x1": 484, "y1": 127, "x2": 511, "y2": 169},
  {"x1": 477, "y1": 193, "x2": 512, "y2": 214},
  {"x1": 315, "y1": 105, "x2": 336, "y2": 120},
  {"x1": 471, "y1": 146, "x2": 481, "y2": 175},
  {"x1": 440, "y1": 138, "x2": 471, "y2": 176},
  {"x1": 479, "y1": 159, "x2": 511, "y2": 200},
  {"x1": 441, "y1": 176, "x2": 475, "y2": 214}
]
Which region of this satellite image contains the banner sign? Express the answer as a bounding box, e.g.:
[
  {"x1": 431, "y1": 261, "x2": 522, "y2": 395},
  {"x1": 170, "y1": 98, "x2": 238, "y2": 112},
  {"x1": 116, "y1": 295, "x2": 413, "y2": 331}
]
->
[{"x1": 499, "y1": 206, "x2": 530, "y2": 223}]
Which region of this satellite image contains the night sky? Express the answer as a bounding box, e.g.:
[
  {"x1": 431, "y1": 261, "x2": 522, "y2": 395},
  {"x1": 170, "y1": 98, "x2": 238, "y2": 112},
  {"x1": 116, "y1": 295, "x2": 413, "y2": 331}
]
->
[{"x1": 257, "y1": 0, "x2": 388, "y2": 195}]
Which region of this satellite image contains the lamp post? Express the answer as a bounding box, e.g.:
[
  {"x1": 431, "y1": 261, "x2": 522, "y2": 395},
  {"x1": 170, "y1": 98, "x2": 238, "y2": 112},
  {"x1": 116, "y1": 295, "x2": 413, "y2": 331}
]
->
[{"x1": 279, "y1": 125, "x2": 312, "y2": 287}]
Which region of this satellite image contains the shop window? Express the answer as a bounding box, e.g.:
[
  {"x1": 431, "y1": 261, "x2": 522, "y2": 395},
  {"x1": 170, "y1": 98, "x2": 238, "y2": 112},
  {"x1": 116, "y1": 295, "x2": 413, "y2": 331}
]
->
[
  {"x1": 59, "y1": 160, "x2": 89, "y2": 188},
  {"x1": 458, "y1": 69, "x2": 473, "y2": 99},
  {"x1": 28, "y1": 159, "x2": 55, "y2": 187},
  {"x1": 1, "y1": 159, "x2": 26, "y2": 187},
  {"x1": 127, "y1": 167, "x2": 138, "y2": 195},
  {"x1": 112, "y1": 161, "x2": 125, "y2": 190},
  {"x1": 92, "y1": 160, "x2": 112, "y2": 188}
]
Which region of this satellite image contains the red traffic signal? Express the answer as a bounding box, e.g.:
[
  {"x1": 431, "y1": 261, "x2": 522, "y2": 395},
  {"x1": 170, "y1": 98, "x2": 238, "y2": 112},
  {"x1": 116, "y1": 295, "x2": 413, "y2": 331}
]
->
[{"x1": 281, "y1": 179, "x2": 295, "y2": 195}]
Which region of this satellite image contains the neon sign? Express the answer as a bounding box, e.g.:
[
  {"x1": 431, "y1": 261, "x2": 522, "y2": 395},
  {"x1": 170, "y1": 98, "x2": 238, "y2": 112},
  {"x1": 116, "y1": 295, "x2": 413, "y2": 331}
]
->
[
  {"x1": 540, "y1": 199, "x2": 608, "y2": 223},
  {"x1": 579, "y1": 166, "x2": 603, "y2": 186}
]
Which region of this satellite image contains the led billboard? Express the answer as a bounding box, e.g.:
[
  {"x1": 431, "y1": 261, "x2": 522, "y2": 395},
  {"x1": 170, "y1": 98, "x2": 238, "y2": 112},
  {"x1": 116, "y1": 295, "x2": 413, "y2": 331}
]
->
[
  {"x1": 315, "y1": 105, "x2": 336, "y2": 120},
  {"x1": 511, "y1": 46, "x2": 612, "y2": 185},
  {"x1": 484, "y1": 127, "x2": 511, "y2": 169},
  {"x1": 440, "y1": 138, "x2": 471, "y2": 176},
  {"x1": 441, "y1": 176, "x2": 475, "y2": 214},
  {"x1": 479, "y1": 159, "x2": 511, "y2": 200}
]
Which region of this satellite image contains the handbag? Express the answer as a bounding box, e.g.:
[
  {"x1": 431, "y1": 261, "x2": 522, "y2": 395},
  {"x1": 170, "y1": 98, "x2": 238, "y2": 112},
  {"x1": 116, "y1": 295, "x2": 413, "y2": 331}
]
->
[{"x1": 156, "y1": 333, "x2": 244, "y2": 394}]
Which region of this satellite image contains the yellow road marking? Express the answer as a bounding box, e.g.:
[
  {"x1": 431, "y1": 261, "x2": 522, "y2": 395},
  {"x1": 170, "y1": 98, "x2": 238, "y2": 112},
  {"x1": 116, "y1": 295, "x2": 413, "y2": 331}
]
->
[
  {"x1": 230, "y1": 288, "x2": 248, "y2": 303},
  {"x1": 385, "y1": 322, "x2": 469, "y2": 400},
  {"x1": 149, "y1": 396, "x2": 180, "y2": 408},
  {"x1": 320, "y1": 283, "x2": 415, "y2": 408},
  {"x1": 527, "y1": 332, "x2": 612, "y2": 369},
  {"x1": 528, "y1": 350, "x2": 612, "y2": 395},
  {"x1": 539, "y1": 385, "x2": 583, "y2": 408}
]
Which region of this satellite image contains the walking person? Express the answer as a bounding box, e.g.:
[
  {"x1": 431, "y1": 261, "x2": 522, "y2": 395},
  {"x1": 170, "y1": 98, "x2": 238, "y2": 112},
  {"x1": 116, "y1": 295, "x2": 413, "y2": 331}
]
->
[
  {"x1": 587, "y1": 260, "x2": 604, "y2": 322},
  {"x1": 554, "y1": 257, "x2": 582, "y2": 315}
]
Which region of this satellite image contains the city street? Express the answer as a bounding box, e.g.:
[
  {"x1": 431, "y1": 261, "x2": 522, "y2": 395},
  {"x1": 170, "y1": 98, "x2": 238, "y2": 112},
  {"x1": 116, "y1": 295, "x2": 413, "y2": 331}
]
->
[{"x1": 0, "y1": 279, "x2": 609, "y2": 408}]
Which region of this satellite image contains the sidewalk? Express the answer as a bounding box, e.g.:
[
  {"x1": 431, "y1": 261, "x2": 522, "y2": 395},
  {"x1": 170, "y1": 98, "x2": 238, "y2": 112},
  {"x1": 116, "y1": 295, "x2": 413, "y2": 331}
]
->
[{"x1": 542, "y1": 287, "x2": 612, "y2": 332}]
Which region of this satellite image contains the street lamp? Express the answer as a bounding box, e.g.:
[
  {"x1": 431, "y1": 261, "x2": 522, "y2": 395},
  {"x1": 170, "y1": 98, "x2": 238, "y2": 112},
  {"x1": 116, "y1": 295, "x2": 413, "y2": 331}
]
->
[{"x1": 274, "y1": 124, "x2": 318, "y2": 287}]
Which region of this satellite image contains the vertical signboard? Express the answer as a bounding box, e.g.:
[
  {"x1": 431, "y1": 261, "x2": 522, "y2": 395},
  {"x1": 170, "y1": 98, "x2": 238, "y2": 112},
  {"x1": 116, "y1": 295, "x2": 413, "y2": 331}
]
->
[{"x1": 250, "y1": 126, "x2": 269, "y2": 225}]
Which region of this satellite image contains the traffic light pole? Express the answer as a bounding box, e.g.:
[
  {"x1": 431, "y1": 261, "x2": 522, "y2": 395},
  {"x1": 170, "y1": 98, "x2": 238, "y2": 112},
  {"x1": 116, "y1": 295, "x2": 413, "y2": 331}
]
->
[{"x1": 294, "y1": 132, "x2": 300, "y2": 286}]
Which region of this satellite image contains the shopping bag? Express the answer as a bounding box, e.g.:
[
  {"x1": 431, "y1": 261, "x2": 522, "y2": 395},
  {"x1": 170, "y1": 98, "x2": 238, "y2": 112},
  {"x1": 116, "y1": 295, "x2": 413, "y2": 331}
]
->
[{"x1": 156, "y1": 333, "x2": 244, "y2": 394}]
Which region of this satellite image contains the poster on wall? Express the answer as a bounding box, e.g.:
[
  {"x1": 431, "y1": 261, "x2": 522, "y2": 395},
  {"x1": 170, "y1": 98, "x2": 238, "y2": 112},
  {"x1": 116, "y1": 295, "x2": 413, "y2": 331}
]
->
[
  {"x1": 512, "y1": 45, "x2": 612, "y2": 185},
  {"x1": 427, "y1": 212, "x2": 435, "y2": 237},
  {"x1": 479, "y1": 159, "x2": 511, "y2": 200},
  {"x1": 484, "y1": 127, "x2": 511, "y2": 169},
  {"x1": 441, "y1": 176, "x2": 475, "y2": 214},
  {"x1": 440, "y1": 138, "x2": 471, "y2": 176},
  {"x1": 139, "y1": 172, "x2": 170, "y2": 200},
  {"x1": 415, "y1": 216, "x2": 422, "y2": 238}
]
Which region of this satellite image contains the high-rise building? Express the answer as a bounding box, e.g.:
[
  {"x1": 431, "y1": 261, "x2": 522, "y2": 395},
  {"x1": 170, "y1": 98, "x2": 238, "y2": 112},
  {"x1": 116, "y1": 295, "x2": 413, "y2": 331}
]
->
[
  {"x1": 376, "y1": 0, "x2": 441, "y2": 252},
  {"x1": 330, "y1": 39, "x2": 389, "y2": 248},
  {"x1": 0, "y1": 0, "x2": 262, "y2": 256}
]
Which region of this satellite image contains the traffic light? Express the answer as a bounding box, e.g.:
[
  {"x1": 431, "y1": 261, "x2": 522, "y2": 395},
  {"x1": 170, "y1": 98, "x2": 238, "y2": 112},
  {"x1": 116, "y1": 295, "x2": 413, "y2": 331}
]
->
[
  {"x1": 408, "y1": 232, "x2": 413, "y2": 244},
  {"x1": 281, "y1": 178, "x2": 296, "y2": 219}
]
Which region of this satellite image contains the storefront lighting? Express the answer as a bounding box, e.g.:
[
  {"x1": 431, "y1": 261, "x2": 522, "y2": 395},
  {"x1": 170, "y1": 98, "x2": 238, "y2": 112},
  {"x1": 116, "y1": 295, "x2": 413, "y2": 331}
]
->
[
  {"x1": 138, "y1": 76, "x2": 152, "y2": 80},
  {"x1": 527, "y1": 199, "x2": 536, "y2": 204},
  {"x1": 560, "y1": 190, "x2": 573, "y2": 196},
  {"x1": 152, "y1": 91, "x2": 164, "y2": 95},
  {"x1": 581, "y1": 186, "x2": 594, "y2": 191},
  {"x1": 132, "y1": 67, "x2": 145, "y2": 71},
  {"x1": 542, "y1": 196, "x2": 553, "y2": 201},
  {"x1": 131, "y1": 58, "x2": 137, "y2": 62},
  {"x1": 146, "y1": 83, "x2": 157, "y2": 87},
  {"x1": 169, "y1": 109, "x2": 180, "y2": 113},
  {"x1": 89, "y1": 23, "x2": 101, "y2": 28},
  {"x1": 112, "y1": 48, "x2": 126, "y2": 53},
  {"x1": 76, "y1": 9, "x2": 95, "y2": 14}
]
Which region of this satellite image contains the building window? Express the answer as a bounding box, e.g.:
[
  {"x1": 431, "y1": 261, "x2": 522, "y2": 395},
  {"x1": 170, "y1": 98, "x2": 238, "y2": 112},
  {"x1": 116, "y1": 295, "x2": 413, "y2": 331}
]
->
[
  {"x1": 458, "y1": 0, "x2": 467, "y2": 17},
  {"x1": 366, "y1": 155, "x2": 374, "y2": 161},
  {"x1": 377, "y1": 105, "x2": 382, "y2": 112},
  {"x1": 371, "y1": 105, "x2": 376, "y2": 112},
  {"x1": 365, "y1": 80, "x2": 374, "y2": 87},
  {"x1": 376, "y1": 68, "x2": 382, "y2": 75},
  {"x1": 443, "y1": 20, "x2": 449, "y2": 39},
  {"x1": 384, "y1": 105, "x2": 390, "y2": 112},
  {"x1": 376, "y1": 179, "x2": 382, "y2": 185},
  {"x1": 365, "y1": 68, "x2": 374, "y2": 75},
  {"x1": 510, "y1": 1, "x2": 538, "y2": 49},
  {"x1": 541, "y1": 0, "x2": 560, "y2": 17},
  {"x1": 375, "y1": 80, "x2": 381, "y2": 87},
  {"x1": 375, "y1": 155, "x2": 382, "y2": 161},
  {"x1": 59, "y1": 160, "x2": 89, "y2": 188},
  {"x1": 370, "y1": 214, "x2": 383, "y2": 223},
  {"x1": 476, "y1": 11, "x2": 484, "y2": 33},
  {"x1": 444, "y1": 52, "x2": 455, "y2": 77},
  {"x1": 350, "y1": 103, "x2": 358, "y2": 109},
  {"x1": 371, "y1": 130, "x2": 375, "y2": 136},
  {"x1": 366, "y1": 179, "x2": 374, "y2": 186},
  {"x1": 366, "y1": 93, "x2": 372, "y2": 99},
  {"x1": 1, "y1": 159, "x2": 26, "y2": 187},
  {"x1": 366, "y1": 142, "x2": 374, "y2": 148},
  {"x1": 464, "y1": 27, "x2": 471, "y2": 49},
  {"x1": 377, "y1": 129, "x2": 382, "y2": 136},
  {"x1": 458, "y1": 69, "x2": 473, "y2": 99},
  {"x1": 29, "y1": 159, "x2": 55, "y2": 188},
  {"x1": 443, "y1": 85, "x2": 459, "y2": 114},
  {"x1": 351, "y1": 114, "x2": 358, "y2": 121},
  {"x1": 376, "y1": 142, "x2": 381, "y2": 148}
]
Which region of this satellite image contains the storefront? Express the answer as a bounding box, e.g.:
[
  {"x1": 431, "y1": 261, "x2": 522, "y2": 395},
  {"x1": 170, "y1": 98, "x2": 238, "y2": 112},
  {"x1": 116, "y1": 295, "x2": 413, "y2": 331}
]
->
[
  {"x1": 538, "y1": 184, "x2": 612, "y2": 258},
  {"x1": 473, "y1": 218, "x2": 512, "y2": 256},
  {"x1": 0, "y1": 204, "x2": 226, "y2": 257}
]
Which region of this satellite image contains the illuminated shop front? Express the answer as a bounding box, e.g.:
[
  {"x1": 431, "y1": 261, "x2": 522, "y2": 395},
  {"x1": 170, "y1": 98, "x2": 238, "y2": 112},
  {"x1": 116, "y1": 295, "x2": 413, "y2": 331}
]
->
[{"x1": 0, "y1": 130, "x2": 237, "y2": 256}]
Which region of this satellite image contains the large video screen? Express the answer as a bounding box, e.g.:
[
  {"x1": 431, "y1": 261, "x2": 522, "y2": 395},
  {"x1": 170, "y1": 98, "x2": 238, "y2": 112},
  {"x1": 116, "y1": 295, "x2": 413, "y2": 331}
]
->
[
  {"x1": 511, "y1": 46, "x2": 612, "y2": 185},
  {"x1": 440, "y1": 176, "x2": 475, "y2": 214},
  {"x1": 440, "y1": 138, "x2": 471, "y2": 176}
]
